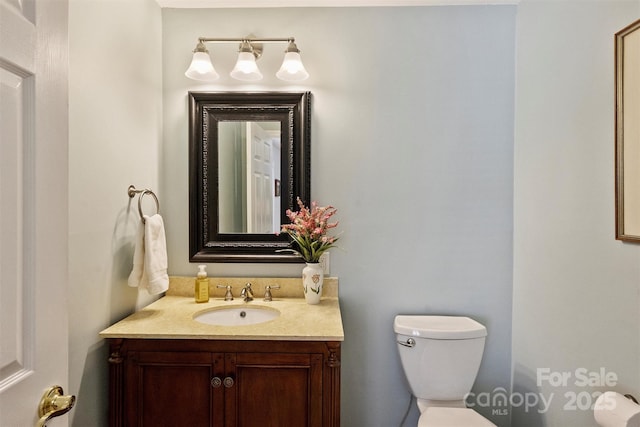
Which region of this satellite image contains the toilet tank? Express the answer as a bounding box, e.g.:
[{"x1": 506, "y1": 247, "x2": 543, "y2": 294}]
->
[{"x1": 394, "y1": 315, "x2": 487, "y2": 402}]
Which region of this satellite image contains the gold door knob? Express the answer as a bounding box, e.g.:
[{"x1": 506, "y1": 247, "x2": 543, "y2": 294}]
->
[{"x1": 36, "y1": 385, "x2": 75, "y2": 427}]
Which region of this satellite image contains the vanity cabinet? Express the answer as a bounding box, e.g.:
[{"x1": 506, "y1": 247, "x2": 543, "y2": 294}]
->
[{"x1": 106, "y1": 338, "x2": 341, "y2": 427}]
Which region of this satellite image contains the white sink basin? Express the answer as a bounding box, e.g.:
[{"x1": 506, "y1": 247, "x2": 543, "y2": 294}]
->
[{"x1": 193, "y1": 306, "x2": 280, "y2": 326}]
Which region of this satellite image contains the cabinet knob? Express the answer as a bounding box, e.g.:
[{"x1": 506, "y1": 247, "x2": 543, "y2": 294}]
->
[
  {"x1": 223, "y1": 377, "x2": 234, "y2": 388},
  {"x1": 211, "y1": 377, "x2": 222, "y2": 388}
]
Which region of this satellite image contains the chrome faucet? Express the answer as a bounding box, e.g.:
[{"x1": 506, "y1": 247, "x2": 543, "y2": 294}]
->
[
  {"x1": 216, "y1": 285, "x2": 234, "y2": 301},
  {"x1": 240, "y1": 283, "x2": 254, "y2": 302},
  {"x1": 263, "y1": 284, "x2": 280, "y2": 302}
]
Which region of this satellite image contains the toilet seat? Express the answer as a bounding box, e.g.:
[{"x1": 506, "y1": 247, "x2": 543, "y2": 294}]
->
[{"x1": 419, "y1": 407, "x2": 496, "y2": 427}]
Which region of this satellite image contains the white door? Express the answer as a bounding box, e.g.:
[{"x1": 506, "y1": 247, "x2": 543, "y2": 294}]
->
[
  {"x1": 246, "y1": 122, "x2": 274, "y2": 233},
  {"x1": 0, "y1": 0, "x2": 71, "y2": 426}
]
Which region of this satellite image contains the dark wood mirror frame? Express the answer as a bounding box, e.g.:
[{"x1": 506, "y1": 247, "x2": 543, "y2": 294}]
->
[{"x1": 189, "y1": 91, "x2": 311, "y2": 262}]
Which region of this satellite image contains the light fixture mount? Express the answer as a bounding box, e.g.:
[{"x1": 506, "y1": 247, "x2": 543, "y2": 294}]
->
[{"x1": 238, "y1": 35, "x2": 263, "y2": 60}]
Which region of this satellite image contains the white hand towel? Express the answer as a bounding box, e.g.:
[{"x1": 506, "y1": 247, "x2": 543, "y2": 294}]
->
[
  {"x1": 127, "y1": 214, "x2": 169, "y2": 295},
  {"x1": 143, "y1": 214, "x2": 169, "y2": 295},
  {"x1": 128, "y1": 219, "x2": 146, "y2": 288}
]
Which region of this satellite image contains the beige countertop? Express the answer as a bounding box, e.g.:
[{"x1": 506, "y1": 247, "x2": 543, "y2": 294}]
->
[{"x1": 99, "y1": 276, "x2": 344, "y2": 342}]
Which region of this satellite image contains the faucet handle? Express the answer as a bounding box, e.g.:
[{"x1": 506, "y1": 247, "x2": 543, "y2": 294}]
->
[
  {"x1": 216, "y1": 285, "x2": 234, "y2": 301},
  {"x1": 263, "y1": 284, "x2": 280, "y2": 302}
]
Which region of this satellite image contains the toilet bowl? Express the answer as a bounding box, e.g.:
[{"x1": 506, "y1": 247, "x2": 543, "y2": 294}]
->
[
  {"x1": 394, "y1": 315, "x2": 496, "y2": 427},
  {"x1": 419, "y1": 407, "x2": 496, "y2": 427}
]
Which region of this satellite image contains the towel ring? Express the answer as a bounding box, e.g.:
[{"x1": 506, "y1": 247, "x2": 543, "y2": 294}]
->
[{"x1": 127, "y1": 185, "x2": 160, "y2": 223}]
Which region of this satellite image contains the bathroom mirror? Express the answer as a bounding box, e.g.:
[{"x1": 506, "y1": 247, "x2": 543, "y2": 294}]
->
[
  {"x1": 616, "y1": 19, "x2": 640, "y2": 241},
  {"x1": 189, "y1": 92, "x2": 311, "y2": 262}
]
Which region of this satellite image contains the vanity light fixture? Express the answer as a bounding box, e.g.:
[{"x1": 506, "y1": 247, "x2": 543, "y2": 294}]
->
[{"x1": 185, "y1": 36, "x2": 309, "y2": 82}]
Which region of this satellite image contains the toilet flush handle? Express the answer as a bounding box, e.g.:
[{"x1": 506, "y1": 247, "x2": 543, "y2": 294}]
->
[{"x1": 397, "y1": 338, "x2": 416, "y2": 348}]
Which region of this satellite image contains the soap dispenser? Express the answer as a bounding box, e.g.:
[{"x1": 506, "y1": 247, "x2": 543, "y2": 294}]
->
[{"x1": 195, "y1": 264, "x2": 209, "y2": 303}]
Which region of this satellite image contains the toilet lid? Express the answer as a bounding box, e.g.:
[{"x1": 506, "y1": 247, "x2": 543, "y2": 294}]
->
[{"x1": 418, "y1": 407, "x2": 496, "y2": 427}]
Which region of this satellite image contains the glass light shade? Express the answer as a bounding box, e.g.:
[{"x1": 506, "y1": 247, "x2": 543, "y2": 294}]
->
[
  {"x1": 185, "y1": 51, "x2": 219, "y2": 81},
  {"x1": 276, "y1": 51, "x2": 309, "y2": 81},
  {"x1": 230, "y1": 52, "x2": 263, "y2": 81}
]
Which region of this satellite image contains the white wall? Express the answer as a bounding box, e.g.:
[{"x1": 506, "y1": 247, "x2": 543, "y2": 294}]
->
[
  {"x1": 512, "y1": 1, "x2": 640, "y2": 426},
  {"x1": 68, "y1": 0, "x2": 162, "y2": 424},
  {"x1": 163, "y1": 6, "x2": 515, "y2": 426}
]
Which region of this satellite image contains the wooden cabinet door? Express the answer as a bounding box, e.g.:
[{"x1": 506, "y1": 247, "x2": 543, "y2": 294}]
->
[
  {"x1": 226, "y1": 352, "x2": 323, "y2": 427},
  {"x1": 125, "y1": 351, "x2": 224, "y2": 427},
  {"x1": 109, "y1": 340, "x2": 339, "y2": 427}
]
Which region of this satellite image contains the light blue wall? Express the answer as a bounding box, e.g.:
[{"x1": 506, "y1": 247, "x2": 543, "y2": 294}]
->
[
  {"x1": 512, "y1": 1, "x2": 640, "y2": 426},
  {"x1": 68, "y1": 0, "x2": 162, "y2": 425},
  {"x1": 67, "y1": 2, "x2": 640, "y2": 426},
  {"x1": 162, "y1": 6, "x2": 515, "y2": 426}
]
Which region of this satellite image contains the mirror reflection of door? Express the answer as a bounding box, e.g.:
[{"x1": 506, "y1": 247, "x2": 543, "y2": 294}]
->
[{"x1": 218, "y1": 121, "x2": 281, "y2": 234}]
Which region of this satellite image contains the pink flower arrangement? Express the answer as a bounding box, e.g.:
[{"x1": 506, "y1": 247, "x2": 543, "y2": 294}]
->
[{"x1": 280, "y1": 197, "x2": 339, "y2": 263}]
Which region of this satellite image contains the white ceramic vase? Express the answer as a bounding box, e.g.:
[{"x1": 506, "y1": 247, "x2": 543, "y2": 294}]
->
[{"x1": 302, "y1": 262, "x2": 323, "y2": 305}]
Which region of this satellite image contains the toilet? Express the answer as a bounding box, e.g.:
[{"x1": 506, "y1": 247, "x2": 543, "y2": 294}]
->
[{"x1": 394, "y1": 315, "x2": 496, "y2": 427}]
